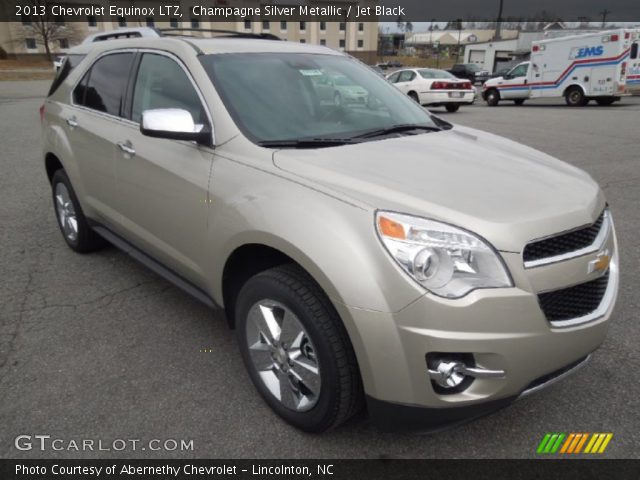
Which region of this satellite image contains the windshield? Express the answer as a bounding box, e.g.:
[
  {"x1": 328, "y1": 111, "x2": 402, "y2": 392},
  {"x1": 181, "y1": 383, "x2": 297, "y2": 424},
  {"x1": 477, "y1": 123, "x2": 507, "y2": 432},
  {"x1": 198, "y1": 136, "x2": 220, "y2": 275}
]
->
[
  {"x1": 419, "y1": 69, "x2": 456, "y2": 79},
  {"x1": 200, "y1": 53, "x2": 438, "y2": 144}
]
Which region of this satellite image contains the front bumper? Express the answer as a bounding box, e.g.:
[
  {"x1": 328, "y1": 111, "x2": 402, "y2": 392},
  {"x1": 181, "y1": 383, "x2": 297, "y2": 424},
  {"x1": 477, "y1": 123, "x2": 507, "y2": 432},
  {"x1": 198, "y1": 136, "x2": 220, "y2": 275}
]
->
[{"x1": 333, "y1": 223, "x2": 618, "y2": 431}]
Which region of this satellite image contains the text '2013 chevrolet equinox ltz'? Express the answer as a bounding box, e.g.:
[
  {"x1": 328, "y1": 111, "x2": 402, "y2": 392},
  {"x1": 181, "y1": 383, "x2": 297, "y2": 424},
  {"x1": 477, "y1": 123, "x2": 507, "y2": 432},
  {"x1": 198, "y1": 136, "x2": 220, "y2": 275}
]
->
[{"x1": 41, "y1": 30, "x2": 619, "y2": 433}]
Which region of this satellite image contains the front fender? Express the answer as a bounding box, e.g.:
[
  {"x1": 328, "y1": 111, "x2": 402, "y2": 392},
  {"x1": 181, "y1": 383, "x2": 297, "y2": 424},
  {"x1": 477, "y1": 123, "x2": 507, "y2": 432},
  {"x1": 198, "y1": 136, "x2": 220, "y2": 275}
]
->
[{"x1": 203, "y1": 156, "x2": 425, "y2": 314}]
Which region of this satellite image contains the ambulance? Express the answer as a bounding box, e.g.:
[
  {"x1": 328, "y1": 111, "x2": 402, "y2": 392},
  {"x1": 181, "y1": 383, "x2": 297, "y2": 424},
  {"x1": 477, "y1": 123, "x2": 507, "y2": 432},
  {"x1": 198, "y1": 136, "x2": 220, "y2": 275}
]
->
[
  {"x1": 626, "y1": 28, "x2": 640, "y2": 95},
  {"x1": 482, "y1": 29, "x2": 636, "y2": 106}
]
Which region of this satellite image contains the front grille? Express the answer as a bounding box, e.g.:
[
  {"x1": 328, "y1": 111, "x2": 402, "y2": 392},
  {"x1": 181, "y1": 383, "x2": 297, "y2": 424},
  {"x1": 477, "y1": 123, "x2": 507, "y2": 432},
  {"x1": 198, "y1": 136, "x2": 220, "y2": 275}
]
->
[
  {"x1": 538, "y1": 271, "x2": 609, "y2": 322},
  {"x1": 523, "y1": 211, "x2": 605, "y2": 263}
]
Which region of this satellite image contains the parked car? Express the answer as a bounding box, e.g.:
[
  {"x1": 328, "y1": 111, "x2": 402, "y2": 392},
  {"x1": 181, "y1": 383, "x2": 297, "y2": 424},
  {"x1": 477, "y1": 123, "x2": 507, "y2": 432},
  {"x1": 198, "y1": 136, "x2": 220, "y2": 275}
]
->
[
  {"x1": 387, "y1": 68, "x2": 475, "y2": 112},
  {"x1": 370, "y1": 65, "x2": 386, "y2": 77},
  {"x1": 448, "y1": 63, "x2": 491, "y2": 84},
  {"x1": 41, "y1": 32, "x2": 618, "y2": 433},
  {"x1": 52, "y1": 55, "x2": 65, "y2": 72}
]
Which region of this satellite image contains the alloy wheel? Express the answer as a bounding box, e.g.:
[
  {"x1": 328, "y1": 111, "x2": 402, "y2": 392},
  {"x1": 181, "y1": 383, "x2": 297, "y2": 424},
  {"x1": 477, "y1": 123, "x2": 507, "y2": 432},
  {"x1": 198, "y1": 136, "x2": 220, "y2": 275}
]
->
[
  {"x1": 245, "y1": 300, "x2": 321, "y2": 412},
  {"x1": 54, "y1": 182, "x2": 78, "y2": 242}
]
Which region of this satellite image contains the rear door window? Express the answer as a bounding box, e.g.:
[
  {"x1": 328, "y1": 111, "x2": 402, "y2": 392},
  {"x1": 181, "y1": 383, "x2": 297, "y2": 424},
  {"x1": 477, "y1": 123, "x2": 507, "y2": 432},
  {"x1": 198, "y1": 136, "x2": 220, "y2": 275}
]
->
[
  {"x1": 73, "y1": 53, "x2": 135, "y2": 116},
  {"x1": 399, "y1": 71, "x2": 415, "y2": 82}
]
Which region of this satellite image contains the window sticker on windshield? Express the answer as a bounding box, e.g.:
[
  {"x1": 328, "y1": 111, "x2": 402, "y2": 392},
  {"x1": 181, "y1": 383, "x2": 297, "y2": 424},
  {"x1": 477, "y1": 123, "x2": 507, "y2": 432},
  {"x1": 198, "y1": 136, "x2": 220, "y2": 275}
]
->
[{"x1": 299, "y1": 69, "x2": 323, "y2": 76}]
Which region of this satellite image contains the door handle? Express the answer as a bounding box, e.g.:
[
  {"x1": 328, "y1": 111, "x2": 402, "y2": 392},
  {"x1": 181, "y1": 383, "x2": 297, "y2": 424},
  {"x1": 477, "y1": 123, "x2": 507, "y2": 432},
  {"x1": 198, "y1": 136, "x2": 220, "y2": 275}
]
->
[
  {"x1": 66, "y1": 117, "x2": 78, "y2": 128},
  {"x1": 117, "y1": 141, "x2": 135, "y2": 156}
]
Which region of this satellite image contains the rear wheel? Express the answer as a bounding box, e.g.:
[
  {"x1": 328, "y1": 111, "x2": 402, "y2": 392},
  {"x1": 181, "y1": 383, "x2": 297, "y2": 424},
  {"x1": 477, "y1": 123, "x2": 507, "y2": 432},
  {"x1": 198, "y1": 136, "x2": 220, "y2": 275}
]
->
[
  {"x1": 51, "y1": 170, "x2": 107, "y2": 253},
  {"x1": 565, "y1": 87, "x2": 587, "y2": 106},
  {"x1": 408, "y1": 91, "x2": 420, "y2": 104},
  {"x1": 595, "y1": 97, "x2": 616, "y2": 106},
  {"x1": 445, "y1": 104, "x2": 460, "y2": 112},
  {"x1": 513, "y1": 99, "x2": 526, "y2": 106},
  {"x1": 235, "y1": 264, "x2": 363, "y2": 432},
  {"x1": 485, "y1": 89, "x2": 500, "y2": 106}
]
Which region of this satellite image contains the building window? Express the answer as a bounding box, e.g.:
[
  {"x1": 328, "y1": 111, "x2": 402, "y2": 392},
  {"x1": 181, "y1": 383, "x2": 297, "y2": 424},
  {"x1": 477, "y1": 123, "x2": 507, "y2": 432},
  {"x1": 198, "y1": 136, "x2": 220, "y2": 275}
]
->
[
  {"x1": 320, "y1": 39, "x2": 326, "y2": 46},
  {"x1": 170, "y1": 18, "x2": 179, "y2": 28},
  {"x1": 320, "y1": 21, "x2": 326, "y2": 31},
  {"x1": 146, "y1": 17, "x2": 154, "y2": 27},
  {"x1": 339, "y1": 22, "x2": 346, "y2": 32},
  {"x1": 117, "y1": 17, "x2": 126, "y2": 27},
  {"x1": 280, "y1": 21, "x2": 287, "y2": 31},
  {"x1": 299, "y1": 21, "x2": 306, "y2": 31},
  {"x1": 339, "y1": 39, "x2": 345, "y2": 49},
  {"x1": 357, "y1": 39, "x2": 363, "y2": 48},
  {"x1": 300, "y1": 39, "x2": 306, "y2": 44},
  {"x1": 262, "y1": 21, "x2": 270, "y2": 30},
  {"x1": 244, "y1": 20, "x2": 251, "y2": 30},
  {"x1": 25, "y1": 38, "x2": 36, "y2": 49},
  {"x1": 191, "y1": 18, "x2": 200, "y2": 28},
  {"x1": 59, "y1": 38, "x2": 69, "y2": 49},
  {"x1": 21, "y1": 15, "x2": 31, "y2": 25},
  {"x1": 358, "y1": 23, "x2": 364, "y2": 32},
  {"x1": 87, "y1": 15, "x2": 97, "y2": 27}
]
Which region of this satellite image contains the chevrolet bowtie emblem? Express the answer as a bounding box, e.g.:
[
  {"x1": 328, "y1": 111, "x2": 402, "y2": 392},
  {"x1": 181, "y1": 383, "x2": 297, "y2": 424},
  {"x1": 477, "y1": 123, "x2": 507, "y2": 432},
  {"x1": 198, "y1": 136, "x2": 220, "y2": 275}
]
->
[{"x1": 588, "y1": 250, "x2": 611, "y2": 274}]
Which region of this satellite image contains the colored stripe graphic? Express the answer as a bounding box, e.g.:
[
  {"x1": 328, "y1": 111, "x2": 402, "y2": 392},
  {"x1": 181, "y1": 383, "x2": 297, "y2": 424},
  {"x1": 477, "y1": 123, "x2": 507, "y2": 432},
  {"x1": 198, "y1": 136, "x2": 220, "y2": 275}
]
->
[{"x1": 538, "y1": 433, "x2": 613, "y2": 454}]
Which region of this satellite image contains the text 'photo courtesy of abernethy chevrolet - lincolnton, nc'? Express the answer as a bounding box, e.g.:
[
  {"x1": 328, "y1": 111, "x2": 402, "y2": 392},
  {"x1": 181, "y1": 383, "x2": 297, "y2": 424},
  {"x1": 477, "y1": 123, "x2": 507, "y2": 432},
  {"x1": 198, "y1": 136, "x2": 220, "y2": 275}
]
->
[{"x1": 41, "y1": 27, "x2": 618, "y2": 433}]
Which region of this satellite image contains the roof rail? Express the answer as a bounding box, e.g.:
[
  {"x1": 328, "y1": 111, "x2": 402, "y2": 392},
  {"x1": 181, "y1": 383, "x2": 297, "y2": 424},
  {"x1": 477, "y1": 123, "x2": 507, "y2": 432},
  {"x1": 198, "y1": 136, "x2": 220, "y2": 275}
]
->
[
  {"x1": 81, "y1": 27, "x2": 161, "y2": 44},
  {"x1": 157, "y1": 28, "x2": 282, "y2": 41}
]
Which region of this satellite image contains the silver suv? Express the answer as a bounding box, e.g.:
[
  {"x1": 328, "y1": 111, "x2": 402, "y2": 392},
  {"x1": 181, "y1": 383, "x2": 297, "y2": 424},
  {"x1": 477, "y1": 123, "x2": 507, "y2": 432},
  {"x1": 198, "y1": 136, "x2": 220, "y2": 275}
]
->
[{"x1": 41, "y1": 31, "x2": 618, "y2": 433}]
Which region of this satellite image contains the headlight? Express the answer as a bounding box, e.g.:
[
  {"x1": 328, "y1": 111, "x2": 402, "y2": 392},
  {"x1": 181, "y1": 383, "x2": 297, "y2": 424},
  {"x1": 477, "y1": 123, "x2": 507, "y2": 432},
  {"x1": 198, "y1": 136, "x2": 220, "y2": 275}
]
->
[{"x1": 376, "y1": 211, "x2": 512, "y2": 298}]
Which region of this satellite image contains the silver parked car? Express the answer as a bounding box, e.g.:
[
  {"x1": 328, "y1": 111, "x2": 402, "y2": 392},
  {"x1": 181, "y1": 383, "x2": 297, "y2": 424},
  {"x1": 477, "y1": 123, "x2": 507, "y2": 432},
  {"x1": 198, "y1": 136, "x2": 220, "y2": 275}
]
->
[{"x1": 41, "y1": 31, "x2": 618, "y2": 433}]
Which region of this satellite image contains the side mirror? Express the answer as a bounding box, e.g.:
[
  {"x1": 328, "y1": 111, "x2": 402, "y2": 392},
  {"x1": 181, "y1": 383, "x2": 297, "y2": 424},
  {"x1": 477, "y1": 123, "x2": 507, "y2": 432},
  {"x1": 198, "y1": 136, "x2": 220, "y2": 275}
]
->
[{"x1": 140, "y1": 108, "x2": 212, "y2": 146}]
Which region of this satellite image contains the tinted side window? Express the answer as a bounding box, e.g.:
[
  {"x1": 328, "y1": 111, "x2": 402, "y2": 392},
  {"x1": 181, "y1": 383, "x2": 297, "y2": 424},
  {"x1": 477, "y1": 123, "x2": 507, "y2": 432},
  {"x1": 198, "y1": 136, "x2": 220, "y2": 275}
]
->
[
  {"x1": 399, "y1": 71, "x2": 415, "y2": 82},
  {"x1": 387, "y1": 72, "x2": 400, "y2": 83},
  {"x1": 131, "y1": 53, "x2": 205, "y2": 124},
  {"x1": 76, "y1": 53, "x2": 134, "y2": 115}
]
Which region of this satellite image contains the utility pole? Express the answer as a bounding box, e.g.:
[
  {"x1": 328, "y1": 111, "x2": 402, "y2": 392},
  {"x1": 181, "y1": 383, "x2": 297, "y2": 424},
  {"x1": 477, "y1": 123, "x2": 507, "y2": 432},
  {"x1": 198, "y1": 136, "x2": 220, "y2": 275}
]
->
[
  {"x1": 455, "y1": 19, "x2": 463, "y2": 62},
  {"x1": 600, "y1": 9, "x2": 610, "y2": 28},
  {"x1": 494, "y1": 0, "x2": 504, "y2": 40}
]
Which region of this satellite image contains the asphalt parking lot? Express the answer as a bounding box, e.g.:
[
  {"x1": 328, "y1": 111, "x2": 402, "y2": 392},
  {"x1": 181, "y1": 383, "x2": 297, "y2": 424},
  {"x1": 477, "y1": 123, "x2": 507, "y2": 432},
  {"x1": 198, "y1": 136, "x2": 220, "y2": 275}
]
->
[{"x1": 1, "y1": 80, "x2": 638, "y2": 459}]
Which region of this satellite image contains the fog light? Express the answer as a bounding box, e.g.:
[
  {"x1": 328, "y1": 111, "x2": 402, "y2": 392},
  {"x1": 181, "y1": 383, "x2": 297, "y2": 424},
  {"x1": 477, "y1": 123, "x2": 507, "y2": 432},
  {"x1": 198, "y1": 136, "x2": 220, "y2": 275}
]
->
[{"x1": 427, "y1": 353, "x2": 506, "y2": 395}]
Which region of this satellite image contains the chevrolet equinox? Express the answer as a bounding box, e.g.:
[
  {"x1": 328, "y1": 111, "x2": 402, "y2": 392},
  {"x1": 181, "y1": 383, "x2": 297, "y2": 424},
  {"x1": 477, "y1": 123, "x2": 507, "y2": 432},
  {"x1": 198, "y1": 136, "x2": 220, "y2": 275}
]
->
[{"x1": 41, "y1": 31, "x2": 619, "y2": 433}]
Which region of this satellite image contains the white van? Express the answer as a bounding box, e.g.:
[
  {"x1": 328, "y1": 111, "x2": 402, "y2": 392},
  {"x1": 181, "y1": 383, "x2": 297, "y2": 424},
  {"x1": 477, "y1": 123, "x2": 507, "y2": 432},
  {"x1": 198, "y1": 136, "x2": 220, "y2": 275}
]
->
[{"x1": 482, "y1": 29, "x2": 635, "y2": 106}]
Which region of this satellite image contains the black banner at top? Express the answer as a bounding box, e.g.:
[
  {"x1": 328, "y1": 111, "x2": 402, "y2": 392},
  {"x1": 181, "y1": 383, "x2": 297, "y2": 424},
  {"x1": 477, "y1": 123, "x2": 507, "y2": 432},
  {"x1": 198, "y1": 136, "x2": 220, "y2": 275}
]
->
[{"x1": 1, "y1": 0, "x2": 640, "y2": 22}]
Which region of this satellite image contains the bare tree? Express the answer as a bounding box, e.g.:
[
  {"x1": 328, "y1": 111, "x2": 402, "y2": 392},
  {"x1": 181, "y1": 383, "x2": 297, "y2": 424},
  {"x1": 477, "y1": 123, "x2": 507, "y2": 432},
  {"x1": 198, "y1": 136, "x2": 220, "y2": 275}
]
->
[{"x1": 13, "y1": 1, "x2": 82, "y2": 60}]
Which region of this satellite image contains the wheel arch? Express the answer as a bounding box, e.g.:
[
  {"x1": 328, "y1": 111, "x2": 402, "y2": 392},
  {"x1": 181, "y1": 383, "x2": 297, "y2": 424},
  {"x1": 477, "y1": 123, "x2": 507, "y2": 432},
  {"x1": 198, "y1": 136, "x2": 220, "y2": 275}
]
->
[
  {"x1": 563, "y1": 83, "x2": 587, "y2": 97},
  {"x1": 45, "y1": 152, "x2": 64, "y2": 183}
]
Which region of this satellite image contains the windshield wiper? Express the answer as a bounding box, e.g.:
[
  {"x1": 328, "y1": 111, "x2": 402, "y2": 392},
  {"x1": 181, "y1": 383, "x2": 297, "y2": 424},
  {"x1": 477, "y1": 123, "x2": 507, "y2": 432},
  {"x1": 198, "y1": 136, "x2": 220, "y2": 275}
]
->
[
  {"x1": 257, "y1": 138, "x2": 358, "y2": 149},
  {"x1": 353, "y1": 124, "x2": 442, "y2": 139}
]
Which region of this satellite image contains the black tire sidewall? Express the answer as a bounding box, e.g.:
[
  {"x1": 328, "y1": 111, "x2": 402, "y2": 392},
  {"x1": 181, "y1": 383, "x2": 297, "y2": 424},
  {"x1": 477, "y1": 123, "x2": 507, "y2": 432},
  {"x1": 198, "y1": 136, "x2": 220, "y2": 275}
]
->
[
  {"x1": 51, "y1": 170, "x2": 83, "y2": 250},
  {"x1": 235, "y1": 272, "x2": 345, "y2": 432},
  {"x1": 486, "y1": 90, "x2": 499, "y2": 106}
]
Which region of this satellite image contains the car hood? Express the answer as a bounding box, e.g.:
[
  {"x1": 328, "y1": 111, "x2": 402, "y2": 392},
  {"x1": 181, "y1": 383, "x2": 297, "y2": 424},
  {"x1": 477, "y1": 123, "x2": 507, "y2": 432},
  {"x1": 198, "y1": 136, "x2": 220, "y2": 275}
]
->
[{"x1": 273, "y1": 126, "x2": 605, "y2": 252}]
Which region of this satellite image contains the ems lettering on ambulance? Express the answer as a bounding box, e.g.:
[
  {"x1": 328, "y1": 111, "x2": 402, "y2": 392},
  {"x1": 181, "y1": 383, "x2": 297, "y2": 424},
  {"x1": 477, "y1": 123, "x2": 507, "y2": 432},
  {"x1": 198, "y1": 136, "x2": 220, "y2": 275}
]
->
[{"x1": 569, "y1": 45, "x2": 604, "y2": 60}]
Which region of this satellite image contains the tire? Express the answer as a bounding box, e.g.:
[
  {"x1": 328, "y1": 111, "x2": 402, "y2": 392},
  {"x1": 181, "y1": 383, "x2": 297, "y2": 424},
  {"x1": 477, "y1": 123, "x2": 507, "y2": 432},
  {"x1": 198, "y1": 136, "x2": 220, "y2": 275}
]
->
[
  {"x1": 445, "y1": 104, "x2": 460, "y2": 112},
  {"x1": 596, "y1": 97, "x2": 616, "y2": 106},
  {"x1": 51, "y1": 169, "x2": 107, "y2": 253},
  {"x1": 485, "y1": 89, "x2": 500, "y2": 106},
  {"x1": 235, "y1": 264, "x2": 363, "y2": 432},
  {"x1": 565, "y1": 87, "x2": 587, "y2": 106},
  {"x1": 408, "y1": 91, "x2": 420, "y2": 103},
  {"x1": 513, "y1": 99, "x2": 526, "y2": 106}
]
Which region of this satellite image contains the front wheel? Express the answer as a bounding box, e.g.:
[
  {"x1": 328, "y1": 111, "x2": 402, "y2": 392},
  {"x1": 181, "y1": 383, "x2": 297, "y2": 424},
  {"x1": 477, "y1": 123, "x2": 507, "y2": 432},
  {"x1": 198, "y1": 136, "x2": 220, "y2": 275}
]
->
[
  {"x1": 485, "y1": 89, "x2": 500, "y2": 106},
  {"x1": 235, "y1": 264, "x2": 363, "y2": 432},
  {"x1": 445, "y1": 104, "x2": 460, "y2": 112}
]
